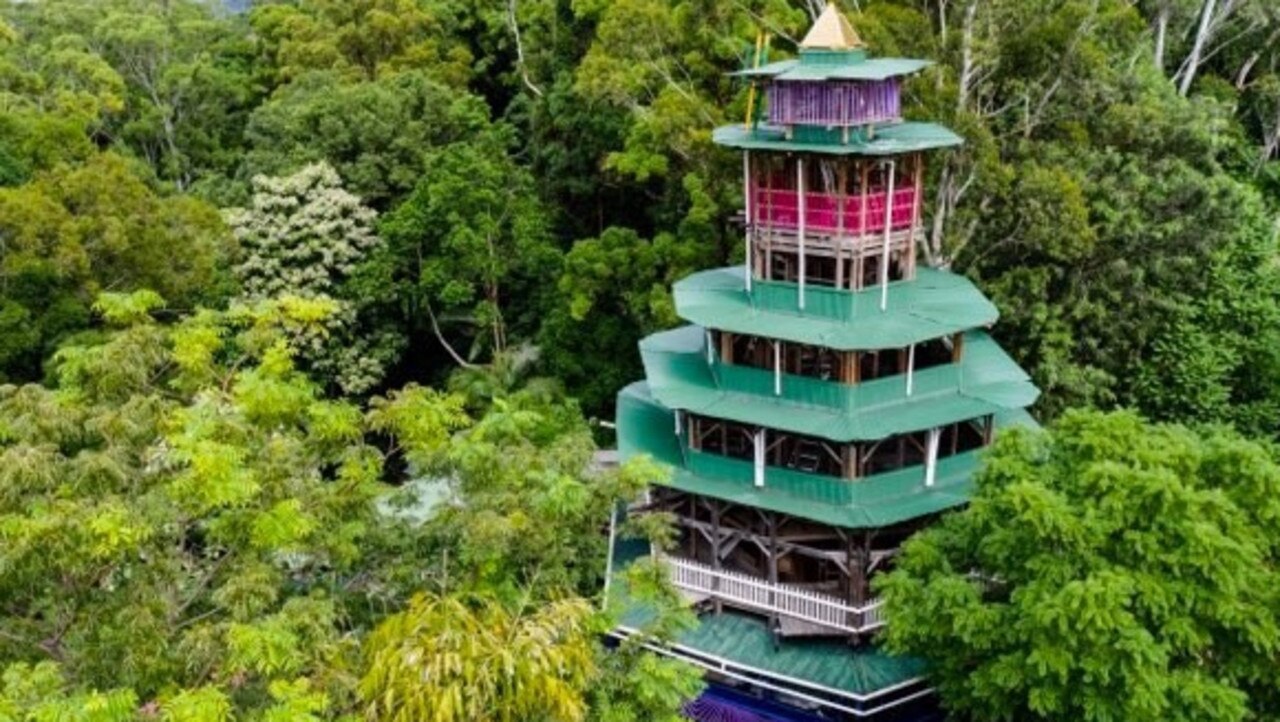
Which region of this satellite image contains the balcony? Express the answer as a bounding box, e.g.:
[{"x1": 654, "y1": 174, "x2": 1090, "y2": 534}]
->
[
  {"x1": 661, "y1": 554, "x2": 884, "y2": 635},
  {"x1": 752, "y1": 186, "x2": 917, "y2": 236}
]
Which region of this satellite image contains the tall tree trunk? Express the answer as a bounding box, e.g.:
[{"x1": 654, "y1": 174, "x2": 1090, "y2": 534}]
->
[
  {"x1": 1178, "y1": 0, "x2": 1219, "y2": 96},
  {"x1": 956, "y1": 1, "x2": 979, "y2": 112},
  {"x1": 1154, "y1": 6, "x2": 1169, "y2": 71}
]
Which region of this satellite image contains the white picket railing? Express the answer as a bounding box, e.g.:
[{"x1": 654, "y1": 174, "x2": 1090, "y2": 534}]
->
[{"x1": 661, "y1": 555, "x2": 885, "y2": 634}]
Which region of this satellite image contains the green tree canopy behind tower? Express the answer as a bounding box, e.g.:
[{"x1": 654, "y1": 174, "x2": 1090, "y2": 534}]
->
[{"x1": 877, "y1": 409, "x2": 1280, "y2": 722}]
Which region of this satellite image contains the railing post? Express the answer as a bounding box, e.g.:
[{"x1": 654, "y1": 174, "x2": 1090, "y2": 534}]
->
[{"x1": 743, "y1": 151, "x2": 753, "y2": 293}]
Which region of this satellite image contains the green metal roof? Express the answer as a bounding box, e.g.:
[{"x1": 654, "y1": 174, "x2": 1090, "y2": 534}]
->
[
  {"x1": 713, "y1": 122, "x2": 962, "y2": 155},
  {"x1": 638, "y1": 326, "x2": 1037, "y2": 442},
  {"x1": 619, "y1": 606, "x2": 924, "y2": 698},
  {"x1": 616, "y1": 381, "x2": 1038, "y2": 529},
  {"x1": 731, "y1": 56, "x2": 932, "y2": 82},
  {"x1": 674, "y1": 266, "x2": 998, "y2": 350}
]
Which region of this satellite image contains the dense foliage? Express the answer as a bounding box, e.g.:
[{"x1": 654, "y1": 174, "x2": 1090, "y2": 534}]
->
[
  {"x1": 878, "y1": 410, "x2": 1280, "y2": 721},
  {"x1": 0, "y1": 0, "x2": 1279, "y2": 717},
  {"x1": 0, "y1": 290, "x2": 697, "y2": 717}
]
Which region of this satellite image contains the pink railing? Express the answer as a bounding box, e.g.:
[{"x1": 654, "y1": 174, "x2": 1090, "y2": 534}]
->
[{"x1": 751, "y1": 187, "x2": 917, "y2": 235}]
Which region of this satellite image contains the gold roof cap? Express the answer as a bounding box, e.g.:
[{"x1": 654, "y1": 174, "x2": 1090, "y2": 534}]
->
[{"x1": 800, "y1": 5, "x2": 865, "y2": 50}]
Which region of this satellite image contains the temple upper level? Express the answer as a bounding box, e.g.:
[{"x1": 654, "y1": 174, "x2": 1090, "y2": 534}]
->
[{"x1": 724, "y1": 5, "x2": 953, "y2": 146}]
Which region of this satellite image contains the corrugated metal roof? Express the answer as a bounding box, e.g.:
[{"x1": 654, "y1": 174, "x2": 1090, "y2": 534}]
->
[
  {"x1": 713, "y1": 122, "x2": 961, "y2": 154},
  {"x1": 674, "y1": 266, "x2": 999, "y2": 350},
  {"x1": 616, "y1": 381, "x2": 1038, "y2": 529},
  {"x1": 732, "y1": 57, "x2": 931, "y2": 81},
  {"x1": 636, "y1": 324, "x2": 1037, "y2": 442},
  {"x1": 676, "y1": 611, "x2": 922, "y2": 694}
]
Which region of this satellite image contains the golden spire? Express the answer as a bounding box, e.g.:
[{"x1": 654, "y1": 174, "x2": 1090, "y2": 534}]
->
[{"x1": 800, "y1": 4, "x2": 865, "y2": 50}]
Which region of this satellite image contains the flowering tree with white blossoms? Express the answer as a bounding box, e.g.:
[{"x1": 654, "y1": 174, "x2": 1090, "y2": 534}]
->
[{"x1": 227, "y1": 162, "x2": 403, "y2": 393}]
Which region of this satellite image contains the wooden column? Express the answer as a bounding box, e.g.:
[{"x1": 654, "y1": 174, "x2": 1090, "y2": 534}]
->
[
  {"x1": 905, "y1": 343, "x2": 916, "y2": 396},
  {"x1": 879, "y1": 160, "x2": 897, "y2": 311},
  {"x1": 924, "y1": 427, "x2": 941, "y2": 487},
  {"x1": 797, "y1": 157, "x2": 807, "y2": 310},
  {"x1": 909, "y1": 152, "x2": 924, "y2": 279},
  {"x1": 753, "y1": 428, "x2": 766, "y2": 488},
  {"x1": 840, "y1": 350, "x2": 860, "y2": 385},
  {"x1": 856, "y1": 161, "x2": 870, "y2": 291},
  {"x1": 952, "y1": 332, "x2": 965, "y2": 363},
  {"x1": 744, "y1": 151, "x2": 753, "y2": 291},
  {"x1": 710, "y1": 500, "x2": 723, "y2": 613},
  {"x1": 843, "y1": 442, "x2": 858, "y2": 480},
  {"x1": 835, "y1": 161, "x2": 848, "y2": 289},
  {"x1": 687, "y1": 495, "x2": 698, "y2": 558},
  {"x1": 719, "y1": 332, "x2": 735, "y2": 365},
  {"x1": 765, "y1": 156, "x2": 774, "y2": 279},
  {"x1": 766, "y1": 513, "x2": 779, "y2": 628}
]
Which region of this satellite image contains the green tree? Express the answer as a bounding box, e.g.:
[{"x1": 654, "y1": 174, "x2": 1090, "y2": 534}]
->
[
  {"x1": 241, "y1": 70, "x2": 489, "y2": 208},
  {"x1": 361, "y1": 593, "x2": 596, "y2": 722},
  {"x1": 1, "y1": 0, "x2": 263, "y2": 190},
  {"x1": 0, "y1": 291, "x2": 387, "y2": 711},
  {"x1": 377, "y1": 130, "x2": 561, "y2": 366},
  {"x1": 0, "y1": 152, "x2": 230, "y2": 381},
  {"x1": 227, "y1": 162, "x2": 403, "y2": 394},
  {"x1": 249, "y1": 0, "x2": 471, "y2": 86},
  {"x1": 539, "y1": 226, "x2": 711, "y2": 415},
  {"x1": 877, "y1": 410, "x2": 1280, "y2": 721}
]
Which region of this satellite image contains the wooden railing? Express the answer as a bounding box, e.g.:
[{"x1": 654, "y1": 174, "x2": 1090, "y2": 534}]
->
[
  {"x1": 661, "y1": 554, "x2": 885, "y2": 634},
  {"x1": 751, "y1": 187, "x2": 917, "y2": 235}
]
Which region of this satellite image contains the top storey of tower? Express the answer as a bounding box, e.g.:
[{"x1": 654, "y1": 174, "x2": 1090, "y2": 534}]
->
[{"x1": 718, "y1": 5, "x2": 959, "y2": 154}]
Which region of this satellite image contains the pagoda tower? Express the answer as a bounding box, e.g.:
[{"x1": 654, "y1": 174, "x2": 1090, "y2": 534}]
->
[{"x1": 608, "y1": 6, "x2": 1039, "y2": 720}]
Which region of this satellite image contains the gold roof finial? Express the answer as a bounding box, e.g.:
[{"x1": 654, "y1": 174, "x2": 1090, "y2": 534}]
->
[{"x1": 800, "y1": 4, "x2": 865, "y2": 50}]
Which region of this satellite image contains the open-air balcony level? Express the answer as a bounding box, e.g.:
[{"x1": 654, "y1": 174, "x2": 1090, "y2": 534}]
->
[{"x1": 661, "y1": 552, "x2": 885, "y2": 635}]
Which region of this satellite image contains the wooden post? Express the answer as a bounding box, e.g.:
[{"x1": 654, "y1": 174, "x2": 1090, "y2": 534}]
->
[
  {"x1": 689, "y1": 416, "x2": 701, "y2": 450},
  {"x1": 925, "y1": 427, "x2": 941, "y2": 486},
  {"x1": 952, "y1": 332, "x2": 965, "y2": 363},
  {"x1": 797, "y1": 157, "x2": 807, "y2": 310},
  {"x1": 879, "y1": 160, "x2": 897, "y2": 311},
  {"x1": 906, "y1": 343, "x2": 916, "y2": 396},
  {"x1": 744, "y1": 151, "x2": 753, "y2": 291},
  {"x1": 710, "y1": 501, "x2": 722, "y2": 613},
  {"x1": 753, "y1": 428, "x2": 766, "y2": 487},
  {"x1": 840, "y1": 350, "x2": 859, "y2": 385},
  {"x1": 719, "y1": 331, "x2": 735, "y2": 365},
  {"x1": 765, "y1": 156, "x2": 774, "y2": 280},
  {"x1": 687, "y1": 495, "x2": 698, "y2": 558},
  {"x1": 767, "y1": 513, "x2": 779, "y2": 625},
  {"x1": 909, "y1": 153, "x2": 924, "y2": 279},
  {"x1": 836, "y1": 161, "x2": 847, "y2": 289},
  {"x1": 856, "y1": 161, "x2": 870, "y2": 292},
  {"x1": 772, "y1": 341, "x2": 782, "y2": 396}
]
